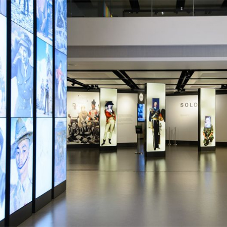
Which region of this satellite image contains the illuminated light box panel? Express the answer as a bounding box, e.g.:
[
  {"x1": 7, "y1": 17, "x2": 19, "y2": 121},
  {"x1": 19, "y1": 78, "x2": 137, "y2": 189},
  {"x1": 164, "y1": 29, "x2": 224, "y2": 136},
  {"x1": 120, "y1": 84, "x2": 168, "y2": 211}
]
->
[
  {"x1": 198, "y1": 88, "x2": 216, "y2": 152},
  {"x1": 146, "y1": 83, "x2": 166, "y2": 157},
  {"x1": 99, "y1": 88, "x2": 117, "y2": 150}
]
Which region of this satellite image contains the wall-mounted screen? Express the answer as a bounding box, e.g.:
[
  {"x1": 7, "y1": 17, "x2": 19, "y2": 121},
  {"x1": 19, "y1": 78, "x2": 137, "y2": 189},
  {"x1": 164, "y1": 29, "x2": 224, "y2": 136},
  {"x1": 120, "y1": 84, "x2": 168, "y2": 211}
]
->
[
  {"x1": 37, "y1": 0, "x2": 53, "y2": 45},
  {"x1": 0, "y1": 14, "x2": 6, "y2": 117},
  {"x1": 11, "y1": 22, "x2": 33, "y2": 118},
  {"x1": 67, "y1": 92, "x2": 100, "y2": 144},
  {"x1": 36, "y1": 118, "x2": 52, "y2": 198},
  {"x1": 199, "y1": 88, "x2": 215, "y2": 148},
  {"x1": 55, "y1": 0, "x2": 67, "y2": 55},
  {"x1": 55, "y1": 118, "x2": 66, "y2": 187},
  {"x1": 100, "y1": 89, "x2": 117, "y2": 147},
  {"x1": 11, "y1": 0, "x2": 33, "y2": 34},
  {"x1": 0, "y1": 118, "x2": 6, "y2": 221},
  {"x1": 0, "y1": 0, "x2": 6, "y2": 16},
  {"x1": 37, "y1": 38, "x2": 52, "y2": 117},
  {"x1": 55, "y1": 49, "x2": 66, "y2": 118},
  {"x1": 146, "y1": 83, "x2": 166, "y2": 152},
  {"x1": 10, "y1": 118, "x2": 33, "y2": 214},
  {"x1": 137, "y1": 104, "x2": 145, "y2": 122}
]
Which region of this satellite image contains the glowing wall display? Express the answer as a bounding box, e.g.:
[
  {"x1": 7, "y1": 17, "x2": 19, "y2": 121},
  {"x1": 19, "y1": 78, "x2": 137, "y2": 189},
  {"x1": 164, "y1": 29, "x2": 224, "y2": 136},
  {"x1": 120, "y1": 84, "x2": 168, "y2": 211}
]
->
[
  {"x1": 67, "y1": 92, "x2": 100, "y2": 144},
  {"x1": 10, "y1": 118, "x2": 33, "y2": 214},
  {"x1": 0, "y1": 118, "x2": 6, "y2": 221},
  {"x1": 55, "y1": 49, "x2": 67, "y2": 118},
  {"x1": 55, "y1": 0, "x2": 67, "y2": 55},
  {"x1": 36, "y1": 118, "x2": 52, "y2": 198},
  {"x1": 37, "y1": 0, "x2": 53, "y2": 45},
  {"x1": 199, "y1": 88, "x2": 216, "y2": 148},
  {"x1": 0, "y1": 0, "x2": 6, "y2": 16},
  {"x1": 11, "y1": 0, "x2": 33, "y2": 33},
  {"x1": 0, "y1": 13, "x2": 6, "y2": 118},
  {"x1": 11, "y1": 22, "x2": 34, "y2": 118},
  {"x1": 146, "y1": 83, "x2": 166, "y2": 152},
  {"x1": 138, "y1": 104, "x2": 145, "y2": 122},
  {"x1": 100, "y1": 89, "x2": 117, "y2": 147},
  {"x1": 54, "y1": 118, "x2": 66, "y2": 187},
  {"x1": 37, "y1": 38, "x2": 53, "y2": 117}
]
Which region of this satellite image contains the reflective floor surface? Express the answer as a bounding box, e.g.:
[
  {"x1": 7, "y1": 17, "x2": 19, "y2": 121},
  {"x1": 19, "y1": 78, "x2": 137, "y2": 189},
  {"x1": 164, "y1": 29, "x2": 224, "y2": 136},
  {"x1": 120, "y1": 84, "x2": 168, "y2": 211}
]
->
[{"x1": 20, "y1": 145, "x2": 227, "y2": 227}]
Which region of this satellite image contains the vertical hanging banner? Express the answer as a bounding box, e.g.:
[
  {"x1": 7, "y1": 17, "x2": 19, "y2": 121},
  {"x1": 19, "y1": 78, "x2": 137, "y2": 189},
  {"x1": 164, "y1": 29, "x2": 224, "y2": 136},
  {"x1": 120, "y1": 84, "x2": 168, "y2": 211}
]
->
[
  {"x1": 146, "y1": 83, "x2": 166, "y2": 156},
  {"x1": 100, "y1": 88, "x2": 117, "y2": 148},
  {"x1": 198, "y1": 88, "x2": 216, "y2": 151}
]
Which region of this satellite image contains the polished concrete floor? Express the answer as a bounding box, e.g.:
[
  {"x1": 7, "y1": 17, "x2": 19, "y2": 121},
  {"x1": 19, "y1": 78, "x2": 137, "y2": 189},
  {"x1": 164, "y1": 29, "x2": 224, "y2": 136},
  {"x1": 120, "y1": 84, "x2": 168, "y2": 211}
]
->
[{"x1": 20, "y1": 145, "x2": 227, "y2": 227}]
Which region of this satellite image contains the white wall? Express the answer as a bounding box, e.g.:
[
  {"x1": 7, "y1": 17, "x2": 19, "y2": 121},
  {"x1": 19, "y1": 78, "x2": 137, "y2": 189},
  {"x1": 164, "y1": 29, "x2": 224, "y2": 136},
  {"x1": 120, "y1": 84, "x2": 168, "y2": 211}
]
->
[
  {"x1": 166, "y1": 94, "x2": 227, "y2": 142},
  {"x1": 68, "y1": 17, "x2": 227, "y2": 46},
  {"x1": 117, "y1": 93, "x2": 137, "y2": 143}
]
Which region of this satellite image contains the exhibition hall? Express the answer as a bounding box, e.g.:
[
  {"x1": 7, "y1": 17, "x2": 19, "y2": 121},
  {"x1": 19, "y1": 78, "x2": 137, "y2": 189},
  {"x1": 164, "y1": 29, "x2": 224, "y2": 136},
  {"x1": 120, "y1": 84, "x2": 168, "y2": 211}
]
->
[{"x1": 1, "y1": 0, "x2": 227, "y2": 226}]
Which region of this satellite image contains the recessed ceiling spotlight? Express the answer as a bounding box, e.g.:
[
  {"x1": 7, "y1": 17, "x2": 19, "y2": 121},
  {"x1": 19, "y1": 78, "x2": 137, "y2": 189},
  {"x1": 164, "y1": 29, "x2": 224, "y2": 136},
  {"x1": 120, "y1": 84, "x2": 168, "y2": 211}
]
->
[
  {"x1": 181, "y1": 7, "x2": 183, "y2": 11},
  {"x1": 161, "y1": 12, "x2": 164, "y2": 15}
]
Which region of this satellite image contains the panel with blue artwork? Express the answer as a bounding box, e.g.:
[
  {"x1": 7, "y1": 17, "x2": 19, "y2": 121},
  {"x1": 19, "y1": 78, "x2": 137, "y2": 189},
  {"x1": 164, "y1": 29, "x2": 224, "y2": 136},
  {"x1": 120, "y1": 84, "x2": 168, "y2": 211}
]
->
[
  {"x1": 0, "y1": 0, "x2": 6, "y2": 17},
  {"x1": 55, "y1": 49, "x2": 67, "y2": 118},
  {"x1": 55, "y1": 0, "x2": 67, "y2": 55},
  {"x1": 11, "y1": 22, "x2": 33, "y2": 118},
  {"x1": 37, "y1": 0, "x2": 53, "y2": 45},
  {"x1": 0, "y1": 118, "x2": 6, "y2": 221},
  {"x1": 11, "y1": 0, "x2": 33, "y2": 33},
  {"x1": 0, "y1": 14, "x2": 6, "y2": 117},
  {"x1": 10, "y1": 118, "x2": 33, "y2": 214},
  {"x1": 55, "y1": 118, "x2": 66, "y2": 187},
  {"x1": 37, "y1": 38, "x2": 52, "y2": 117}
]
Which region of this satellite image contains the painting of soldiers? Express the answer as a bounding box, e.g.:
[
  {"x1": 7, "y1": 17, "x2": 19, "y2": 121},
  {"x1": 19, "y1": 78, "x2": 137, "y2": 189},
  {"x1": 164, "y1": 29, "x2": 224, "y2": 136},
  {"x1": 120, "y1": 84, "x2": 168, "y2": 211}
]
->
[
  {"x1": 203, "y1": 116, "x2": 214, "y2": 146},
  {"x1": 37, "y1": 38, "x2": 52, "y2": 117}
]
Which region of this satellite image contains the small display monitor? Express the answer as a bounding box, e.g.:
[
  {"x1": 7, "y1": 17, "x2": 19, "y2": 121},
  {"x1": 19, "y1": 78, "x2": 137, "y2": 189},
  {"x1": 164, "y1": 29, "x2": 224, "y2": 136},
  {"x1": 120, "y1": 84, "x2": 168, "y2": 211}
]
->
[
  {"x1": 138, "y1": 104, "x2": 145, "y2": 122},
  {"x1": 205, "y1": 116, "x2": 211, "y2": 128}
]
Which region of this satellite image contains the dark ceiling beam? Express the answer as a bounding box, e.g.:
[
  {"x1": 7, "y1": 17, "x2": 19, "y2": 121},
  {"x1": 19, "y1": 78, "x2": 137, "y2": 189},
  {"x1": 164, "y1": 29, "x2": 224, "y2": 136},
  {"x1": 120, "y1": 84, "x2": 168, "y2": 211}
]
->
[
  {"x1": 222, "y1": 0, "x2": 227, "y2": 7},
  {"x1": 113, "y1": 70, "x2": 135, "y2": 90},
  {"x1": 67, "y1": 76, "x2": 93, "y2": 89},
  {"x1": 119, "y1": 70, "x2": 139, "y2": 90},
  {"x1": 129, "y1": 0, "x2": 140, "y2": 12},
  {"x1": 176, "y1": 0, "x2": 185, "y2": 9},
  {"x1": 175, "y1": 70, "x2": 194, "y2": 91}
]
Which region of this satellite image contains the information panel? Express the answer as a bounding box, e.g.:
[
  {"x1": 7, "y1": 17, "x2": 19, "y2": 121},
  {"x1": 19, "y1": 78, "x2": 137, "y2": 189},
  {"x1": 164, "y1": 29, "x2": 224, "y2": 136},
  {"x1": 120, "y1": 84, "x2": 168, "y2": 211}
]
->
[
  {"x1": 199, "y1": 88, "x2": 216, "y2": 150},
  {"x1": 10, "y1": 118, "x2": 33, "y2": 214},
  {"x1": 146, "y1": 83, "x2": 166, "y2": 153},
  {"x1": 100, "y1": 88, "x2": 117, "y2": 147}
]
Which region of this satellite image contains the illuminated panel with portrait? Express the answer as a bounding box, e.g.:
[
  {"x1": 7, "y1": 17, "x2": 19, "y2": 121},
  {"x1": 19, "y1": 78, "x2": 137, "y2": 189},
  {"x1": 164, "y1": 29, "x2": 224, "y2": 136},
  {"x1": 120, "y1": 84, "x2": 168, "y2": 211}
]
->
[
  {"x1": 36, "y1": 38, "x2": 53, "y2": 118},
  {"x1": 36, "y1": 118, "x2": 52, "y2": 198},
  {"x1": 10, "y1": 118, "x2": 33, "y2": 214},
  {"x1": 55, "y1": 49, "x2": 67, "y2": 118},
  {"x1": 11, "y1": 22, "x2": 34, "y2": 118},
  {"x1": 37, "y1": 0, "x2": 53, "y2": 45},
  {"x1": 0, "y1": 118, "x2": 6, "y2": 221},
  {"x1": 137, "y1": 104, "x2": 145, "y2": 122},
  {"x1": 0, "y1": 13, "x2": 6, "y2": 118},
  {"x1": 67, "y1": 91, "x2": 100, "y2": 145},
  {"x1": 54, "y1": 118, "x2": 66, "y2": 187},
  {"x1": 146, "y1": 83, "x2": 166, "y2": 153},
  {"x1": 100, "y1": 88, "x2": 117, "y2": 147},
  {"x1": 199, "y1": 88, "x2": 215, "y2": 148},
  {"x1": 11, "y1": 0, "x2": 33, "y2": 34},
  {"x1": 55, "y1": 0, "x2": 67, "y2": 55}
]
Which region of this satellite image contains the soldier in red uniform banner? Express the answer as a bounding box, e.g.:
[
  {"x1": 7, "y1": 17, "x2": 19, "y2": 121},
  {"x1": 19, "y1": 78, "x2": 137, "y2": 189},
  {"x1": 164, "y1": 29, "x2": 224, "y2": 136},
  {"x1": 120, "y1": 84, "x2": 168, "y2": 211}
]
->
[{"x1": 101, "y1": 101, "x2": 116, "y2": 146}]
